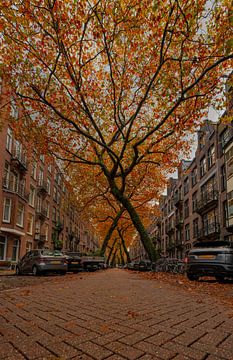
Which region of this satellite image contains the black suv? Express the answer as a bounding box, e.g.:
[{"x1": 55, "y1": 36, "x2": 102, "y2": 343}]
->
[{"x1": 186, "y1": 241, "x2": 233, "y2": 282}]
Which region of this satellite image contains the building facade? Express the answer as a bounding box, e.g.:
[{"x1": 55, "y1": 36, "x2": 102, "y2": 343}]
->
[
  {"x1": 158, "y1": 121, "x2": 233, "y2": 259},
  {"x1": 0, "y1": 125, "x2": 99, "y2": 266}
]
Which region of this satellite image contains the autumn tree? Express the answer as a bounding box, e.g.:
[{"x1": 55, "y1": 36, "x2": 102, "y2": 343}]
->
[{"x1": 0, "y1": 0, "x2": 232, "y2": 261}]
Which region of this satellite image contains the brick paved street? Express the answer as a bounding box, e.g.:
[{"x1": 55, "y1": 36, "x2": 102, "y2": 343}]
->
[{"x1": 0, "y1": 269, "x2": 233, "y2": 360}]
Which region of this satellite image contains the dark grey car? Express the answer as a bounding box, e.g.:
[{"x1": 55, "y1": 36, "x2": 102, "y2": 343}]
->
[
  {"x1": 186, "y1": 241, "x2": 233, "y2": 282},
  {"x1": 16, "y1": 249, "x2": 67, "y2": 276}
]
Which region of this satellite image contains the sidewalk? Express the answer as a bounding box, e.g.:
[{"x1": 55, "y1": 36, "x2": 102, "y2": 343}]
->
[{"x1": 0, "y1": 269, "x2": 233, "y2": 359}]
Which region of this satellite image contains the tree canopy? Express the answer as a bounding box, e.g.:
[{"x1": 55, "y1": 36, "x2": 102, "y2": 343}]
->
[{"x1": 0, "y1": 0, "x2": 232, "y2": 260}]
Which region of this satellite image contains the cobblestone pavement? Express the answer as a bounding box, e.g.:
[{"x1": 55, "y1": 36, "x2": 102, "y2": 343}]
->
[{"x1": 0, "y1": 269, "x2": 233, "y2": 360}]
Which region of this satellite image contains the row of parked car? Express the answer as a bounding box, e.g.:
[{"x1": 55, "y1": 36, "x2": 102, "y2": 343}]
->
[
  {"x1": 126, "y1": 241, "x2": 233, "y2": 282},
  {"x1": 15, "y1": 249, "x2": 105, "y2": 276}
]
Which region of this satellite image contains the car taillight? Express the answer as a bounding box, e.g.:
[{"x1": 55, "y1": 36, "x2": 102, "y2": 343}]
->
[
  {"x1": 184, "y1": 257, "x2": 188, "y2": 263},
  {"x1": 38, "y1": 257, "x2": 47, "y2": 263}
]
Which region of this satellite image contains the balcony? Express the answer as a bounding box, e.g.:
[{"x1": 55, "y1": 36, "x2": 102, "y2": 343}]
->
[
  {"x1": 175, "y1": 217, "x2": 184, "y2": 228},
  {"x1": 36, "y1": 207, "x2": 47, "y2": 221},
  {"x1": 196, "y1": 190, "x2": 218, "y2": 214},
  {"x1": 37, "y1": 179, "x2": 48, "y2": 197},
  {"x1": 2, "y1": 178, "x2": 29, "y2": 202},
  {"x1": 34, "y1": 234, "x2": 46, "y2": 243},
  {"x1": 174, "y1": 193, "x2": 183, "y2": 207},
  {"x1": 166, "y1": 223, "x2": 175, "y2": 235},
  {"x1": 11, "y1": 148, "x2": 28, "y2": 173},
  {"x1": 196, "y1": 222, "x2": 220, "y2": 241}
]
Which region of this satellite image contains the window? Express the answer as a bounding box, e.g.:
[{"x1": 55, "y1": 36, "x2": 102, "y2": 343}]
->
[
  {"x1": 45, "y1": 224, "x2": 49, "y2": 241},
  {"x1": 220, "y1": 127, "x2": 231, "y2": 150},
  {"x1": 184, "y1": 177, "x2": 189, "y2": 195},
  {"x1": 47, "y1": 178, "x2": 51, "y2": 195},
  {"x1": 38, "y1": 168, "x2": 44, "y2": 186},
  {"x1": 10, "y1": 97, "x2": 19, "y2": 119},
  {"x1": 57, "y1": 191, "x2": 61, "y2": 205},
  {"x1": 3, "y1": 161, "x2": 10, "y2": 188},
  {"x1": 52, "y1": 207, "x2": 56, "y2": 222},
  {"x1": 0, "y1": 236, "x2": 6, "y2": 260},
  {"x1": 228, "y1": 191, "x2": 233, "y2": 217},
  {"x1": 193, "y1": 218, "x2": 198, "y2": 238},
  {"x1": 36, "y1": 195, "x2": 42, "y2": 212},
  {"x1": 35, "y1": 221, "x2": 41, "y2": 234},
  {"x1": 208, "y1": 145, "x2": 215, "y2": 169},
  {"x1": 200, "y1": 157, "x2": 207, "y2": 177},
  {"x1": 12, "y1": 240, "x2": 19, "y2": 261},
  {"x1": 191, "y1": 167, "x2": 197, "y2": 186},
  {"x1": 45, "y1": 201, "x2": 50, "y2": 218},
  {"x1": 185, "y1": 224, "x2": 190, "y2": 241},
  {"x1": 31, "y1": 161, "x2": 37, "y2": 180},
  {"x1": 221, "y1": 165, "x2": 226, "y2": 191},
  {"x1": 223, "y1": 201, "x2": 228, "y2": 227},
  {"x1": 53, "y1": 187, "x2": 58, "y2": 202},
  {"x1": 48, "y1": 164, "x2": 52, "y2": 173},
  {"x1": 26, "y1": 241, "x2": 32, "y2": 252},
  {"x1": 40, "y1": 154, "x2": 45, "y2": 163},
  {"x1": 27, "y1": 213, "x2": 34, "y2": 234},
  {"x1": 29, "y1": 186, "x2": 36, "y2": 207},
  {"x1": 16, "y1": 203, "x2": 24, "y2": 227},
  {"x1": 3, "y1": 198, "x2": 12, "y2": 223},
  {"x1": 199, "y1": 132, "x2": 205, "y2": 149},
  {"x1": 6, "y1": 127, "x2": 13, "y2": 152},
  {"x1": 184, "y1": 199, "x2": 189, "y2": 218},
  {"x1": 192, "y1": 192, "x2": 198, "y2": 213},
  {"x1": 14, "y1": 140, "x2": 22, "y2": 158},
  {"x1": 225, "y1": 147, "x2": 233, "y2": 180}
]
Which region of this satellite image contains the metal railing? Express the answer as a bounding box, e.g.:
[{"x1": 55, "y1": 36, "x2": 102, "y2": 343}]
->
[{"x1": 2, "y1": 178, "x2": 29, "y2": 201}]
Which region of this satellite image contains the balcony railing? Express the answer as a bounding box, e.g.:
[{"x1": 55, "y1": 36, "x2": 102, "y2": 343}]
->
[
  {"x1": 37, "y1": 179, "x2": 48, "y2": 196},
  {"x1": 197, "y1": 222, "x2": 220, "y2": 240},
  {"x1": 36, "y1": 207, "x2": 47, "y2": 221},
  {"x1": 11, "y1": 148, "x2": 28, "y2": 172},
  {"x1": 34, "y1": 234, "x2": 46, "y2": 243},
  {"x1": 175, "y1": 216, "x2": 184, "y2": 228},
  {"x1": 166, "y1": 223, "x2": 175, "y2": 234},
  {"x1": 174, "y1": 193, "x2": 183, "y2": 207},
  {"x1": 2, "y1": 178, "x2": 29, "y2": 202},
  {"x1": 196, "y1": 190, "x2": 218, "y2": 214}
]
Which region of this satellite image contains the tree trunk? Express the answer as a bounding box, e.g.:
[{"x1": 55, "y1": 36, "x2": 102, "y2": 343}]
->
[
  {"x1": 100, "y1": 208, "x2": 124, "y2": 256},
  {"x1": 106, "y1": 238, "x2": 117, "y2": 265},
  {"x1": 110, "y1": 184, "x2": 158, "y2": 262},
  {"x1": 117, "y1": 228, "x2": 131, "y2": 263}
]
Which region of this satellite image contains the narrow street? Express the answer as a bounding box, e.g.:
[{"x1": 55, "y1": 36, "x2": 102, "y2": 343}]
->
[{"x1": 0, "y1": 269, "x2": 233, "y2": 360}]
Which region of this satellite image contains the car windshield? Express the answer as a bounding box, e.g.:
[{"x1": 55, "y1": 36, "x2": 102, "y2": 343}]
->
[{"x1": 40, "y1": 250, "x2": 63, "y2": 256}]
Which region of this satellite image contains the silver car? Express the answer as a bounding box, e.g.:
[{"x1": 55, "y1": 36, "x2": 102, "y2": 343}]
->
[{"x1": 16, "y1": 249, "x2": 67, "y2": 276}]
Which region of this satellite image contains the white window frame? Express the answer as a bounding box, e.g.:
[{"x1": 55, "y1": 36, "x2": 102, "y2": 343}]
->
[
  {"x1": 0, "y1": 236, "x2": 7, "y2": 261},
  {"x1": 3, "y1": 198, "x2": 12, "y2": 223},
  {"x1": 27, "y1": 213, "x2": 34, "y2": 235},
  {"x1": 6, "y1": 127, "x2": 13, "y2": 153},
  {"x1": 16, "y1": 203, "x2": 24, "y2": 227},
  {"x1": 29, "y1": 186, "x2": 36, "y2": 207}
]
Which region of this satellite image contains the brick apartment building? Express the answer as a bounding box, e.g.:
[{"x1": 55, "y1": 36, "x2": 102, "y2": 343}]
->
[
  {"x1": 158, "y1": 120, "x2": 233, "y2": 259},
  {"x1": 0, "y1": 78, "x2": 99, "y2": 267}
]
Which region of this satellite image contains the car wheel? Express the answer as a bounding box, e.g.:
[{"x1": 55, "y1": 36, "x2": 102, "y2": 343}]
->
[
  {"x1": 215, "y1": 275, "x2": 225, "y2": 283},
  {"x1": 187, "y1": 274, "x2": 199, "y2": 281},
  {"x1": 60, "y1": 271, "x2": 66, "y2": 275},
  {"x1": 32, "y1": 265, "x2": 40, "y2": 276},
  {"x1": 15, "y1": 266, "x2": 21, "y2": 275}
]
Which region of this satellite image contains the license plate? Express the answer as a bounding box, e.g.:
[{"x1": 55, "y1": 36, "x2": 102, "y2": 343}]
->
[
  {"x1": 50, "y1": 261, "x2": 61, "y2": 264},
  {"x1": 198, "y1": 255, "x2": 215, "y2": 259},
  {"x1": 72, "y1": 262, "x2": 79, "y2": 264}
]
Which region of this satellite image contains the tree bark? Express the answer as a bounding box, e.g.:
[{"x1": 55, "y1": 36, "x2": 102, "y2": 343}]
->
[
  {"x1": 110, "y1": 183, "x2": 158, "y2": 262},
  {"x1": 106, "y1": 237, "x2": 117, "y2": 265},
  {"x1": 117, "y1": 228, "x2": 131, "y2": 263},
  {"x1": 100, "y1": 208, "x2": 124, "y2": 256}
]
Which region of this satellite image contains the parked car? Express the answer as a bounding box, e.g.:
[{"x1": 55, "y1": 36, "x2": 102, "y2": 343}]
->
[
  {"x1": 63, "y1": 252, "x2": 82, "y2": 272},
  {"x1": 15, "y1": 249, "x2": 67, "y2": 276},
  {"x1": 186, "y1": 241, "x2": 233, "y2": 282},
  {"x1": 81, "y1": 255, "x2": 105, "y2": 271},
  {"x1": 134, "y1": 260, "x2": 152, "y2": 271}
]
